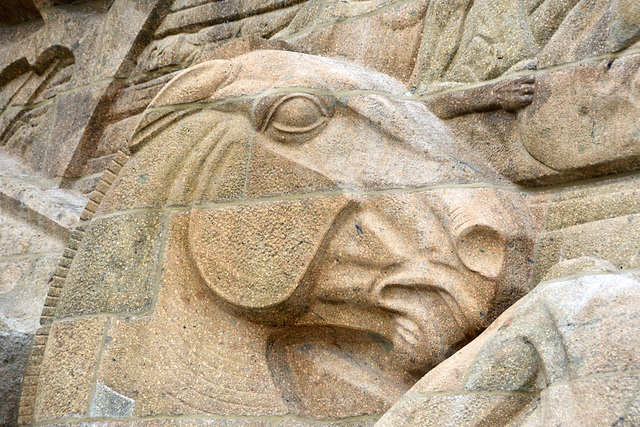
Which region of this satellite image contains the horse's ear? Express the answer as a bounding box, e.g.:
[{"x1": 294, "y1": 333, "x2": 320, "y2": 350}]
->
[
  {"x1": 128, "y1": 59, "x2": 236, "y2": 153},
  {"x1": 149, "y1": 59, "x2": 236, "y2": 108}
]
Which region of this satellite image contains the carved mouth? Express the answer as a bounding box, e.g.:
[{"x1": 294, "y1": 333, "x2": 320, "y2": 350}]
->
[
  {"x1": 394, "y1": 316, "x2": 420, "y2": 346},
  {"x1": 378, "y1": 280, "x2": 472, "y2": 348}
]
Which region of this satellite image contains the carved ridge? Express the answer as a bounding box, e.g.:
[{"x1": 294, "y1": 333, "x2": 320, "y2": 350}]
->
[{"x1": 16, "y1": 149, "x2": 131, "y2": 425}]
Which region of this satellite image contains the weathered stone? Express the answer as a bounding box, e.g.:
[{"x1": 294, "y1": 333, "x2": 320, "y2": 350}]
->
[
  {"x1": 377, "y1": 393, "x2": 536, "y2": 427},
  {"x1": 515, "y1": 54, "x2": 640, "y2": 181},
  {"x1": 621, "y1": 387, "x2": 640, "y2": 426},
  {"x1": 136, "y1": 10, "x2": 303, "y2": 73},
  {"x1": 0, "y1": 174, "x2": 85, "y2": 241},
  {"x1": 544, "y1": 174, "x2": 640, "y2": 232},
  {"x1": 0, "y1": 331, "x2": 31, "y2": 427},
  {"x1": 39, "y1": 420, "x2": 270, "y2": 427},
  {"x1": 0, "y1": 255, "x2": 60, "y2": 333},
  {"x1": 0, "y1": 258, "x2": 30, "y2": 294},
  {"x1": 380, "y1": 272, "x2": 640, "y2": 425},
  {"x1": 88, "y1": 383, "x2": 135, "y2": 419},
  {"x1": 1, "y1": 1, "x2": 639, "y2": 426},
  {"x1": 534, "y1": 201, "x2": 640, "y2": 283},
  {"x1": 44, "y1": 84, "x2": 110, "y2": 178},
  {"x1": 0, "y1": 0, "x2": 41, "y2": 26},
  {"x1": 14, "y1": 46, "x2": 540, "y2": 423},
  {"x1": 154, "y1": 0, "x2": 307, "y2": 39},
  {"x1": 96, "y1": 109, "x2": 251, "y2": 214},
  {"x1": 1, "y1": 104, "x2": 54, "y2": 173},
  {"x1": 94, "y1": 213, "x2": 291, "y2": 418},
  {"x1": 278, "y1": 0, "x2": 429, "y2": 83},
  {"x1": 244, "y1": 133, "x2": 338, "y2": 198},
  {"x1": 57, "y1": 212, "x2": 164, "y2": 318},
  {"x1": 415, "y1": 0, "x2": 640, "y2": 93},
  {"x1": 279, "y1": 420, "x2": 377, "y2": 427},
  {"x1": 90, "y1": 0, "x2": 165, "y2": 81},
  {"x1": 34, "y1": 317, "x2": 107, "y2": 422}
]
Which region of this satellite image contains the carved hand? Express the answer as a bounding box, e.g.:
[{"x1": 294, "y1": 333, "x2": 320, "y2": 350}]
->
[{"x1": 492, "y1": 75, "x2": 535, "y2": 113}]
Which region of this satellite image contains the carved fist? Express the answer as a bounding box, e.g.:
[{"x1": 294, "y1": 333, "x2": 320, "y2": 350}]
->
[{"x1": 492, "y1": 75, "x2": 535, "y2": 113}]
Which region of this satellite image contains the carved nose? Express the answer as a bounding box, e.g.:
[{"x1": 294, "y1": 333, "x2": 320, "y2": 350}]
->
[
  {"x1": 313, "y1": 263, "x2": 398, "y2": 308},
  {"x1": 371, "y1": 267, "x2": 429, "y2": 313}
]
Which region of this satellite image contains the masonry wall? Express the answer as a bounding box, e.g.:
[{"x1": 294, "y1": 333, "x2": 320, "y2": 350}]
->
[{"x1": 1, "y1": 1, "x2": 639, "y2": 425}]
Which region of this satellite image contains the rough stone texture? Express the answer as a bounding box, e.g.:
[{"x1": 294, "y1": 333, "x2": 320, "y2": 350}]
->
[
  {"x1": 95, "y1": 213, "x2": 291, "y2": 418},
  {"x1": 0, "y1": 0, "x2": 638, "y2": 425},
  {"x1": 56, "y1": 212, "x2": 164, "y2": 318},
  {"x1": 278, "y1": 0, "x2": 430, "y2": 83},
  {"x1": 415, "y1": 0, "x2": 640, "y2": 93},
  {"x1": 88, "y1": 383, "x2": 135, "y2": 419},
  {"x1": 534, "y1": 173, "x2": 640, "y2": 283},
  {"x1": 0, "y1": 331, "x2": 31, "y2": 427},
  {"x1": 34, "y1": 317, "x2": 107, "y2": 422},
  {"x1": 40, "y1": 421, "x2": 269, "y2": 427},
  {"x1": 1, "y1": 255, "x2": 59, "y2": 332},
  {"x1": 379, "y1": 272, "x2": 640, "y2": 425},
  {"x1": 28, "y1": 49, "x2": 540, "y2": 423},
  {"x1": 279, "y1": 421, "x2": 377, "y2": 427},
  {"x1": 0, "y1": 0, "x2": 40, "y2": 26},
  {"x1": 515, "y1": 54, "x2": 640, "y2": 182}
]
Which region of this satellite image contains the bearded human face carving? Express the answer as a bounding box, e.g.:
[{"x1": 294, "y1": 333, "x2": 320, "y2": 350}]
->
[{"x1": 45, "y1": 49, "x2": 537, "y2": 420}]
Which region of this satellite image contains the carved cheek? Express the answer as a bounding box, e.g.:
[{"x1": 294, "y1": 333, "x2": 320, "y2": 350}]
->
[{"x1": 186, "y1": 197, "x2": 348, "y2": 322}]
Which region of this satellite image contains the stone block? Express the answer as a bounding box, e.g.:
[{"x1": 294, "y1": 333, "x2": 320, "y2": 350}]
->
[
  {"x1": 0, "y1": 0, "x2": 40, "y2": 25},
  {"x1": 621, "y1": 385, "x2": 640, "y2": 426},
  {"x1": 245, "y1": 128, "x2": 338, "y2": 198},
  {"x1": 92, "y1": 213, "x2": 291, "y2": 418},
  {"x1": 96, "y1": 109, "x2": 251, "y2": 214},
  {"x1": 94, "y1": 115, "x2": 141, "y2": 159},
  {"x1": 0, "y1": 212, "x2": 65, "y2": 258},
  {"x1": 545, "y1": 177, "x2": 640, "y2": 232},
  {"x1": 0, "y1": 255, "x2": 60, "y2": 333},
  {"x1": 568, "y1": 374, "x2": 640, "y2": 424},
  {"x1": 52, "y1": 420, "x2": 270, "y2": 426},
  {"x1": 535, "y1": 212, "x2": 640, "y2": 282},
  {"x1": 377, "y1": 393, "x2": 536, "y2": 426},
  {"x1": 0, "y1": 175, "x2": 85, "y2": 239},
  {"x1": 0, "y1": 331, "x2": 31, "y2": 427},
  {"x1": 44, "y1": 84, "x2": 110, "y2": 178},
  {"x1": 88, "y1": 383, "x2": 135, "y2": 419},
  {"x1": 281, "y1": 0, "x2": 428, "y2": 83},
  {"x1": 33, "y1": 317, "x2": 107, "y2": 422},
  {"x1": 516, "y1": 55, "x2": 640, "y2": 180},
  {"x1": 90, "y1": 0, "x2": 164, "y2": 81},
  {"x1": 155, "y1": 0, "x2": 307, "y2": 39},
  {"x1": 1, "y1": 104, "x2": 54, "y2": 173},
  {"x1": 57, "y1": 212, "x2": 164, "y2": 318},
  {"x1": 279, "y1": 420, "x2": 377, "y2": 427},
  {"x1": 0, "y1": 258, "x2": 31, "y2": 295}
]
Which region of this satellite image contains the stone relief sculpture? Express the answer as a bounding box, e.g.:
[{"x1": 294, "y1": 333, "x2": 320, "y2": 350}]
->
[
  {"x1": 380, "y1": 268, "x2": 640, "y2": 425},
  {"x1": 278, "y1": 0, "x2": 640, "y2": 186},
  {"x1": 22, "y1": 48, "x2": 541, "y2": 423},
  {"x1": 413, "y1": 0, "x2": 640, "y2": 186},
  {"x1": 2, "y1": 1, "x2": 639, "y2": 426},
  {"x1": 415, "y1": 0, "x2": 640, "y2": 93}
]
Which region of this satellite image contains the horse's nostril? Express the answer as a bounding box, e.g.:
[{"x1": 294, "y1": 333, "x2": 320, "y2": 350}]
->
[{"x1": 456, "y1": 225, "x2": 506, "y2": 279}]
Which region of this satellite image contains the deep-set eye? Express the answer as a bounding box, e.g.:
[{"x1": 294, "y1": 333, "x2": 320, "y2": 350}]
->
[{"x1": 253, "y1": 93, "x2": 333, "y2": 143}]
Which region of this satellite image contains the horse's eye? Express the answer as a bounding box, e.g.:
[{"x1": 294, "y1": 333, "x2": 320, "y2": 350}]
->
[{"x1": 253, "y1": 94, "x2": 333, "y2": 144}]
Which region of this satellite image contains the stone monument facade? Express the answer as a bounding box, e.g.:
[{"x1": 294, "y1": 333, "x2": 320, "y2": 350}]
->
[{"x1": 0, "y1": 1, "x2": 639, "y2": 426}]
